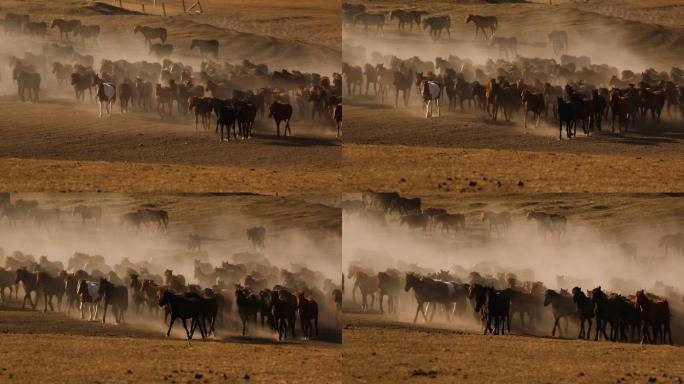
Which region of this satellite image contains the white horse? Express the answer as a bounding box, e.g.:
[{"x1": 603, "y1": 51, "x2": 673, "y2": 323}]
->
[
  {"x1": 76, "y1": 280, "x2": 101, "y2": 320},
  {"x1": 95, "y1": 75, "x2": 116, "y2": 118},
  {"x1": 420, "y1": 80, "x2": 441, "y2": 118}
]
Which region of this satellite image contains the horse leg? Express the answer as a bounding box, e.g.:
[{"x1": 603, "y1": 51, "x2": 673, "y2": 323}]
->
[
  {"x1": 551, "y1": 317, "x2": 558, "y2": 336},
  {"x1": 101, "y1": 303, "x2": 108, "y2": 324},
  {"x1": 412, "y1": 301, "x2": 422, "y2": 323},
  {"x1": 586, "y1": 319, "x2": 592, "y2": 340}
]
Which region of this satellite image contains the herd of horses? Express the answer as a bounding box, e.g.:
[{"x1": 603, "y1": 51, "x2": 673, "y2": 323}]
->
[
  {"x1": 344, "y1": 50, "x2": 684, "y2": 138},
  {"x1": 347, "y1": 262, "x2": 680, "y2": 345},
  {"x1": 343, "y1": 191, "x2": 568, "y2": 238},
  {"x1": 2, "y1": 12, "x2": 343, "y2": 139},
  {"x1": 343, "y1": 3, "x2": 497, "y2": 42},
  {"x1": 0, "y1": 247, "x2": 341, "y2": 341}
]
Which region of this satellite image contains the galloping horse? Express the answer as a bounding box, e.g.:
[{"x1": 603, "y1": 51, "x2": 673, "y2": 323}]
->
[
  {"x1": 419, "y1": 80, "x2": 441, "y2": 118},
  {"x1": 93, "y1": 74, "x2": 116, "y2": 118}
]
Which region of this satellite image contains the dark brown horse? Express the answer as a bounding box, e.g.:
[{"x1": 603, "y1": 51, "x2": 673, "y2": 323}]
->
[
  {"x1": 98, "y1": 278, "x2": 128, "y2": 324},
  {"x1": 635, "y1": 290, "x2": 673, "y2": 345},
  {"x1": 15, "y1": 268, "x2": 38, "y2": 310},
  {"x1": 158, "y1": 289, "x2": 205, "y2": 339},
  {"x1": 465, "y1": 14, "x2": 497, "y2": 40},
  {"x1": 268, "y1": 101, "x2": 293, "y2": 137},
  {"x1": 296, "y1": 292, "x2": 319, "y2": 339},
  {"x1": 36, "y1": 272, "x2": 65, "y2": 312},
  {"x1": 571, "y1": 287, "x2": 594, "y2": 339},
  {"x1": 544, "y1": 289, "x2": 575, "y2": 337}
]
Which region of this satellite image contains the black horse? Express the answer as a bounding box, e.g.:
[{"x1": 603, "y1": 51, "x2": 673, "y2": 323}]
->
[
  {"x1": 158, "y1": 289, "x2": 206, "y2": 340},
  {"x1": 98, "y1": 278, "x2": 128, "y2": 324}
]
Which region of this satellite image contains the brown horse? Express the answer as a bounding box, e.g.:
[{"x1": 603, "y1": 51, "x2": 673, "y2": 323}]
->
[
  {"x1": 485, "y1": 78, "x2": 500, "y2": 121},
  {"x1": 543, "y1": 289, "x2": 575, "y2": 337},
  {"x1": 188, "y1": 96, "x2": 212, "y2": 132},
  {"x1": 521, "y1": 89, "x2": 545, "y2": 130},
  {"x1": 15, "y1": 268, "x2": 38, "y2": 310},
  {"x1": 635, "y1": 290, "x2": 673, "y2": 345},
  {"x1": 349, "y1": 266, "x2": 378, "y2": 311},
  {"x1": 465, "y1": 14, "x2": 498, "y2": 40},
  {"x1": 36, "y1": 272, "x2": 65, "y2": 312},
  {"x1": 296, "y1": 292, "x2": 319, "y2": 339},
  {"x1": 268, "y1": 101, "x2": 293, "y2": 137}
]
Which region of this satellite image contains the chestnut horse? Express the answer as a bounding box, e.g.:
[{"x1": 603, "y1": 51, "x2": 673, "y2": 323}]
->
[{"x1": 268, "y1": 101, "x2": 293, "y2": 137}]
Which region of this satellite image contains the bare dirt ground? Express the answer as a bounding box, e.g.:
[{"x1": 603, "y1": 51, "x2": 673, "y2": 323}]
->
[
  {"x1": 0, "y1": 0, "x2": 340, "y2": 192},
  {"x1": 343, "y1": 314, "x2": 684, "y2": 384},
  {"x1": 342, "y1": 193, "x2": 684, "y2": 383},
  {"x1": 0, "y1": 305, "x2": 341, "y2": 384},
  {"x1": 342, "y1": 0, "x2": 684, "y2": 192}
]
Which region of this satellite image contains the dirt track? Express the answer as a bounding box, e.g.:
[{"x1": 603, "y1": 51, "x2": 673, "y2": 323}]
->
[
  {"x1": 0, "y1": 305, "x2": 341, "y2": 384},
  {"x1": 343, "y1": 314, "x2": 684, "y2": 384}
]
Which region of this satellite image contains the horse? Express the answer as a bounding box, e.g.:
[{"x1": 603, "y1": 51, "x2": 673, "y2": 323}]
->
[
  {"x1": 24, "y1": 21, "x2": 48, "y2": 39},
  {"x1": 164, "y1": 270, "x2": 187, "y2": 293},
  {"x1": 353, "y1": 12, "x2": 385, "y2": 33},
  {"x1": 377, "y1": 270, "x2": 401, "y2": 314},
  {"x1": 492, "y1": 37, "x2": 517, "y2": 58},
  {"x1": 557, "y1": 97, "x2": 576, "y2": 140},
  {"x1": 268, "y1": 101, "x2": 293, "y2": 137},
  {"x1": 133, "y1": 25, "x2": 167, "y2": 45},
  {"x1": 272, "y1": 289, "x2": 297, "y2": 340},
  {"x1": 548, "y1": 30, "x2": 568, "y2": 54},
  {"x1": 591, "y1": 286, "x2": 623, "y2": 342},
  {"x1": 93, "y1": 74, "x2": 115, "y2": 118},
  {"x1": 118, "y1": 80, "x2": 133, "y2": 114},
  {"x1": 635, "y1": 290, "x2": 673, "y2": 345},
  {"x1": 296, "y1": 292, "x2": 319, "y2": 339},
  {"x1": 389, "y1": 10, "x2": 414, "y2": 32},
  {"x1": 235, "y1": 100, "x2": 257, "y2": 139},
  {"x1": 247, "y1": 226, "x2": 266, "y2": 252},
  {"x1": 71, "y1": 70, "x2": 94, "y2": 103},
  {"x1": 521, "y1": 90, "x2": 545, "y2": 130},
  {"x1": 149, "y1": 43, "x2": 173, "y2": 58},
  {"x1": 158, "y1": 289, "x2": 205, "y2": 339},
  {"x1": 190, "y1": 39, "x2": 219, "y2": 59},
  {"x1": 217, "y1": 104, "x2": 237, "y2": 142},
  {"x1": 156, "y1": 80, "x2": 176, "y2": 117},
  {"x1": 332, "y1": 289, "x2": 343, "y2": 326},
  {"x1": 74, "y1": 25, "x2": 100, "y2": 45},
  {"x1": 188, "y1": 96, "x2": 212, "y2": 132},
  {"x1": 36, "y1": 272, "x2": 65, "y2": 312},
  {"x1": 73, "y1": 205, "x2": 101, "y2": 226},
  {"x1": 187, "y1": 292, "x2": 218, "y2": 337},
  {"x1": 51, "y1": 19, "x2": 81, "y2": 40},
  {"x1": 15, "y1": 268, "x2": 39, "y2": 310},
  {"x1": 399, "y1": 213, "x2": 429, "y2": 232},
  {"x1": 485, "y1": 78, "x2": 500, "y2": 121},
  {"x1": 334, "y1": 104, "x2": 342, "y2": 138},
  {"x1": 571, "y1": 287, "x2": 594, "y2": 339},
  {"x1": 0, "y1": 268, "x2": 16, "y2": 302},
  {"x1": 481, "y1": 211, "x2": 511, "y2": 236},
  {"x1": 527, "y1": 211, "x2": 566, "y2": 238},
  {"x1": 659, "y1": 233, "x2": 684, "y2": 257},
  {"x1": 348, "y1": 266, "x2": 378, "y2": 311},
  {"x1": 419, "y1": 80, "x2": 441, "y2": 118},
  {"x1": 465, "y1": 14, "x2": 498, "y2": 40},
  {"x1": 76, "y1": 279, "x2": 101, "y2": 320},
  {"x1": 393, "y1": 70, "x2": 413, "y2": 108},
  {"x1": 14, "y1": 69, "x2": 41, "y2": 102},
  {"x1": 422, "y1": 16, "x2": 451, "y2": 40},
  {"x1": 235, "y1": 286, "x2": 260, "y2": 336},
  {"x1": 433, "y1": 213, "x2": 466, "y2": 234},
  {"x1": 406, "y1": 273, "x2": 466, "y2": 323},
  {"x1": 98, "y1": 278, "x2": 128, "y2": 324},
  {"x1": 544, "y1": 289, "x2": 575, "y2": 337}
]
